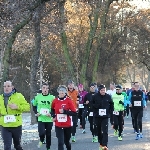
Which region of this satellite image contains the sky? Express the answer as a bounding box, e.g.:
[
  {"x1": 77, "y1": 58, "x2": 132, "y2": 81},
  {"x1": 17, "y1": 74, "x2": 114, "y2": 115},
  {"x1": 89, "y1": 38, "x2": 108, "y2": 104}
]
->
[{"x1": 128, "y1": 0, "x2": 150, "y2": 9}]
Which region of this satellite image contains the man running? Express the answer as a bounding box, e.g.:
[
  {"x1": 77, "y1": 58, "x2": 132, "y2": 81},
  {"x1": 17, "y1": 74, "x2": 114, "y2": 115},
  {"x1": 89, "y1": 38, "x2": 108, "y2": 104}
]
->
[
  {"x1": 128, "y1": 82, "x2": 147, "y2": 140},
  {"x1": 0, "y1": 81, "x2": 30, "y2": 150},
  {"x1": 83, "y1": 83, "x2": 98, "y2": 142},
  {"x1": 112, "y1": 85, "x2": 126, "y2": 141},
  {"x1": 33, "y1": 83, "x2": 55, "y2": 150},
  {"x1": 93, "y1": 84, "x2": 113, "y2": 150},
  {"x1": 106, "y1": 83, "x2": 116, "y2": 127}
]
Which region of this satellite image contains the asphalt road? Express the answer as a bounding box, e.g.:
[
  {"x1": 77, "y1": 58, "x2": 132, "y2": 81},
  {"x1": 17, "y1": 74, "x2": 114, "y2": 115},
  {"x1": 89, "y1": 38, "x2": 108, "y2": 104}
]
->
[{"x1": 22, "y1": 102, "x2": 150, "y2": 150}]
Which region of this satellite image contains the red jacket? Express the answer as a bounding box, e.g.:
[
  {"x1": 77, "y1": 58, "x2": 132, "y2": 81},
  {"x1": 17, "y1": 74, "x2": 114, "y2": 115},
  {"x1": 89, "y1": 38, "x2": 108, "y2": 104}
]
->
[{"x1": 51, "y1": 97, "x2": 76, "y2": 127}]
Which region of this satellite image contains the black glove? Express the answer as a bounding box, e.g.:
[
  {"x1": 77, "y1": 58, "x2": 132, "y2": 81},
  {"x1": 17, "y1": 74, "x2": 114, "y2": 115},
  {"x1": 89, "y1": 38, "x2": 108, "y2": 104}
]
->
[{"x1": 119, "y1": 100, "x2": 124, "y2": 105}]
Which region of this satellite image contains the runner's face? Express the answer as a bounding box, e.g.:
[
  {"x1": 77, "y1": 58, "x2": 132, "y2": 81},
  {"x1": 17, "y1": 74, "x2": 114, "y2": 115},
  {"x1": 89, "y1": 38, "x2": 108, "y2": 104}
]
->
[
  {"x1": 68, "y1": 83, "x2": 74, "y2": 91},
  {"x1": 116, "y1": 89, "x2": 122, "y2": 93},
  {"x1": 90, "y1": 86, "x2": 95, "y2": 92},
  {"x1": 78, "y1": 87, "x2": 83, "y2": 92},
  {"x1": 4, "y1": 81, "x2": 13, "y2": 93},
  {"x1": 59, "y1": 91, "x2": 66, "y2": 98},
  {"x1": 100, "y1": 88, "x2": 106, "y2": 95},
  {"x1": 42, "y1": 85, "x2": 49, "y2": 95}
]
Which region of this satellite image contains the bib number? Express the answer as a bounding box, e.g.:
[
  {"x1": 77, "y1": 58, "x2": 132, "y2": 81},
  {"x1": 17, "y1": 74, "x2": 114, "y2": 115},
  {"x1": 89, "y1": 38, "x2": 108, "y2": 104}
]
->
[
  {"x1": 40, "y1": 108, "x2": 49, "y2": 115},
  {"x1": 99, "y1": 109, "x2": 106, "y2": 116},
  {"x1": 79, "y1": 104, "x2": 84, "y2": 108},
  {"x1": 134, "y1": 101, "x2": 141, "y2": 106},
  {"x1": 4, "y1": 115, "x2": 16, "y2": 123},
  {"x1": 113, "y1": 111, "x2": 119, "y2": 115},
  {"x1": 89, "y1": 112, "x2": 93, "y2": 116},
  {"x1": 57, "y1": 114, "x2": 67, "y2": 122}
]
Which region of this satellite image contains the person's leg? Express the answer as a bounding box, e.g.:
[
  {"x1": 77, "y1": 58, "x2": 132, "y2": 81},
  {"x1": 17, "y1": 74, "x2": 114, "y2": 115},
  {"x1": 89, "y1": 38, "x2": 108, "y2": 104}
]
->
[
  {"x1": 101, "y1": 118, "x2": 109, "y2": 147},
  {"x1": 82, "y1": 108, "x2": 87, "y2": 131},
  {"x1": 78, "y1": 108, "x2": 82, "y2": 127},
  {"x1": 95, "y1": 118, "x2": 102, "y2": 145},
  {"x1": 1, "y1": 127, "x2": 12, "y2": 150},
  {"x1": 71, "y1": 115, "x2": 77, "y2": 141},
  {"x1": 45, "y1": 122, "x2": 53, "y2": 149},
  {"x1": 132, "y1": 109, "x2": 140, "y2": 140},
  {"x1": 64, "y1": 127, "x2": 72, "y2": 150},
  {"x1": 11, "y1": 126, "x2": 23, "y2": 150},
  {"x1": 55, "y1": 126, "x2": 64, "y2": 150},
  {"x1": 126, "y1": 104, "x2": 129, "y2": 117},
  {"x1": 38, "y1": 121, "x2": 46, "y2": 148},
  {"x1": 88, "y1": 116, "x2": 94, "y2": 135},
  {"x1": 118, "y1": 112, "x2": 124, "y2": 138},
  {"x1": 113, "y1": 115, "x2": 118, "y2": 136},
  {"x1": 138, "y1": 110, "x2": 143, "y2": 137}
]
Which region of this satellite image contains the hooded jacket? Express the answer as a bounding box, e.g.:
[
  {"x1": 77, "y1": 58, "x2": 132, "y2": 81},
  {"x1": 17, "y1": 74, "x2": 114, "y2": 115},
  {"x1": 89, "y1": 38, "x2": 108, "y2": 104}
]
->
[{"x1": 0, "y1": 92, "x2": 30, "y2": 127}]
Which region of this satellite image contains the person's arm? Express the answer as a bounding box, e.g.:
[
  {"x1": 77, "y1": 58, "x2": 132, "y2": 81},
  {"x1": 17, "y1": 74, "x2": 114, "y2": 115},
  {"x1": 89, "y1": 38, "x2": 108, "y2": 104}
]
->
[
  {"x1": 142, "y1": 92, "x2": 146, "y2": 107},
  {"x1": 33, "y1": 96, "x2": 38, "y2": 106},
  {"x1": 109, "y1": 96, "x2": 114, "y2": 113},
  {"x1": 63, "y1": 100, "x2": 76, "y2": 116},
  {"x1": 128, "y1": 92, "x2": 132, "y2": 105},
  {"x1": 17, "y1": 93, "x2": 30, "y2": 112},
  {"x1": 51, "y1": 100, "x2": 56, "y2": 118}
]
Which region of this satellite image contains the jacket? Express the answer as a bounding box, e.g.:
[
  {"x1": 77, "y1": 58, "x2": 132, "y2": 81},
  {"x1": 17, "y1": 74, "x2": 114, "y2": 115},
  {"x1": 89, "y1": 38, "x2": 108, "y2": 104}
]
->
[
  {"x1": 92, "y1": 93, "x2": 113, "y2": 118},
  {"x1": 51, "y1": 97, "x2": 76, "y2": 127},
  {"x1": 0, "y1": 92, "x2": 30, "y2": 127}
]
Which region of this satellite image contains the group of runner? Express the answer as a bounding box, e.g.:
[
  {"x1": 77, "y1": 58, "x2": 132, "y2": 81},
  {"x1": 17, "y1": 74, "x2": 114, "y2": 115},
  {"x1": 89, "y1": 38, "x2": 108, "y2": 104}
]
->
[{"x1": 0, "y1": 80, "x2": 147, "y2": 150}]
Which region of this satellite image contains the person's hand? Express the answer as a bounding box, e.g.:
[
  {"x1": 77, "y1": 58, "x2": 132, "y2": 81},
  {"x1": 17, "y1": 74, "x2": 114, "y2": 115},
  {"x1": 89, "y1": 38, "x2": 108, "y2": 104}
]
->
[
  {"x1": 8, "y1": 103, "x2": 18, "y2": 110},
  {"x1": 129, "y1": 104, "x2": 132, "y2": 107},
  {"x1": 36, "y1": 113, "x2": 40, "y2": 117},
  {"x1": 76, "y1": 101, "x2": 79, "y2": 104},
  {"x1": 144, "y1": 106, "x2": 147, "y2": 110},
  {"x1": 59, "y1": 109, "x2": 64, "y2": 113},
  {"x1": 46, "y1": 113, "x2": 51, "y2": 117},
  {"x1": 53, "y1": 117, "x2": 56, "y2": 122},
  {"x1": 86, "y1": 100, "x2": 89, "y2": 104}
]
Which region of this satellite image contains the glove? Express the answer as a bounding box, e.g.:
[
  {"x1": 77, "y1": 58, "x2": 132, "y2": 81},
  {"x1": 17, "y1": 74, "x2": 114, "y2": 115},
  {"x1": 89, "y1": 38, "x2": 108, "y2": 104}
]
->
[{"x1": 119, "y1": 100, "x2": 124, "y2": 105}]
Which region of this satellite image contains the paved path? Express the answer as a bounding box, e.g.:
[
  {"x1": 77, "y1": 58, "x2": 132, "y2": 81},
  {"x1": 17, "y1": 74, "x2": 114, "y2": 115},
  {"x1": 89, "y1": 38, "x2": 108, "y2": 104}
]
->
[{"x1": 22, "y1": 102, "x2": 150, "y2": 150}]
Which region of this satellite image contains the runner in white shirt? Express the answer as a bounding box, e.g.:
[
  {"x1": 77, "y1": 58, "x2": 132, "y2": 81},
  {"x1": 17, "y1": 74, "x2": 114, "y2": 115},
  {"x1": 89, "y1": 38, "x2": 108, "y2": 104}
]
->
[
  {"x1": 106, "y1": 83, "x2": 116, "y2": 96},
  {"x1": 106, "y1": 83, "x2": 116, "y2": 127}
]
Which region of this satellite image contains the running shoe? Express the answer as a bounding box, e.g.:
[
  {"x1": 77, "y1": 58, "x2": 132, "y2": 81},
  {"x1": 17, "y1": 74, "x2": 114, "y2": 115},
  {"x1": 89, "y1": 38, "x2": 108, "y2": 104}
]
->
[
  {"x1": 135, "y1": 134, "x2": 140, "y2": 140},
  {"x1": 37, "y1": 141, "x2": 43, "y2": 148},
  {"x1": 93, "y1": 136, "x2": 98, "y2": 142},
  {"x1": 114, "y1": 130, "x2": 118, "y2": 136},
  {"x1": 71, "y1": 136, "x2": 76, "y2": 142},
  {"x1": 92, "y1": 137, "x2": 95, "y2": 142},
  {"x1": 99, "y1": 146, "x2": 108, "y2": 150},
  {"x1": 82, "y1": 129, "x2": 86, "y2": 134},
  {"x1": 118, "y1": 136, "x2": 122, "y2": 141},
  {"x1": 140, "y1": 133, "x2": 143, "y2": 138},
  {"x1": 43, "y1": 139, "x2": 46, "y2": 144}
]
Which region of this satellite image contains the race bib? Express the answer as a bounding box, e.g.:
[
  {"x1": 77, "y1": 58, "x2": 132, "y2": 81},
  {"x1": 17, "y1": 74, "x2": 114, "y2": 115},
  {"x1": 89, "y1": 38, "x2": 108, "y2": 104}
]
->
[
  {"x1": 57, "y1": 114, "x2": 67, "y2": 122},
  {"x1": 79, "y1": 104, "x2": 84, "y2": 108},
  {"x1": 99, "y1": 109, "x2": 106, "y2": 116},
  {"x1": 134, "y1": 101, "x2": 141, "y2": 106},
  {"x1": 89, "y1": 112, "x2": 93, "y2": 116},
  {"x1": 40, "y1": 108, "x2": 49, "y2": 115},
  {"x1": 113, "y1": 111, "x2": 119, "y2": 115},
  {"x1": 4, "y1": 115, "x2": 16, "y2": 123}
]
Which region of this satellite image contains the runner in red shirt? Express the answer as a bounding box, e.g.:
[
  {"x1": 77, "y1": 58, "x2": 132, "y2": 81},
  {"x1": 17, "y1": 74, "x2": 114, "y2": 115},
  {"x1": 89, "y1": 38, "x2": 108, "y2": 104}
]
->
[{"x1": 51, "y1": 85, "x2": 76, "y2": 150}]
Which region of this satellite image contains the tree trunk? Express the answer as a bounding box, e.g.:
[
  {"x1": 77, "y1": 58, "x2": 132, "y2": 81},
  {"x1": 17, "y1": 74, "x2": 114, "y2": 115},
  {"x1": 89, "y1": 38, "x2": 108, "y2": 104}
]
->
[
  {"x1": 92, "y1": 0, "x2": 113, "y2": 82},
  {"x1": 80, "y1": 3, "x2": 100, "y2": 85},
  {"x1": 30, "y1": 5, "x2": 42, "y2": 125},
  {"x1": 59, "y1": 0, "x2": 75, "y2": 81}
]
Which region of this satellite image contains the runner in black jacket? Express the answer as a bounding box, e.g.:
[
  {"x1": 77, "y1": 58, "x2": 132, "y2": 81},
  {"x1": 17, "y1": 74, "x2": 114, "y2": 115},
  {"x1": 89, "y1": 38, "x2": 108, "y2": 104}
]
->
[
  {"x1": 93, "y1": 84, "x2": 114, "y2": 150},
  {"x1": 83, "y1": 83, "x2": 98, "y2": 142}
]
